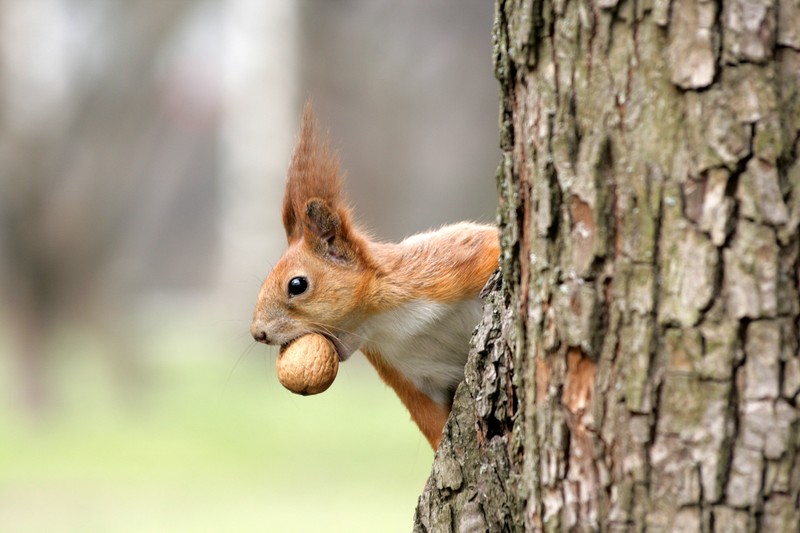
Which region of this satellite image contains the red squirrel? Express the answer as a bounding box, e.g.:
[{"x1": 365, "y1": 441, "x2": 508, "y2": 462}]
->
[{"x1": 250, "y1": 104, "x2": 499, "y2": 449}]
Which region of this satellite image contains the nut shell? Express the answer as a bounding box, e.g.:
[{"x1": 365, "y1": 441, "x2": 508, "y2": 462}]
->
[{"x1": 277, "y1": 334, "x2": 339, "y2": 395}]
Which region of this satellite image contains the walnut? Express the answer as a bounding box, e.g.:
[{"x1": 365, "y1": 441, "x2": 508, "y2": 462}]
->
[{"x1": 276, "y1": 334, "x2": 339, "y2": 395}]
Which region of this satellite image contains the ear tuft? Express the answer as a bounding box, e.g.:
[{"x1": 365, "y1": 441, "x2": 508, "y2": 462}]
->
[{"x1": 282, "y1": 102, "x2": 345, "y2": 244}]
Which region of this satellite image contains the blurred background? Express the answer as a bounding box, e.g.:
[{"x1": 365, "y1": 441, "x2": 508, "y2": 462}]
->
[{"x1": 0, "y1": 1, "x2": 498, "y2": 531}]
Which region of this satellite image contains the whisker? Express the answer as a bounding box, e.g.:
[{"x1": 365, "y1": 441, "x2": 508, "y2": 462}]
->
[
  {"x1": 224, "y1": 341, "x2": 260, "y2": 392},
  {"x1": 306, "y1": 320, "x2": 372, "y2": 345}
]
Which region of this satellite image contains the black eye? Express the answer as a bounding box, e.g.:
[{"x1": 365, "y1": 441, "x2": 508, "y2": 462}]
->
[{"x1": 288, "y1": 276, "x2": 308, "y2": 297}]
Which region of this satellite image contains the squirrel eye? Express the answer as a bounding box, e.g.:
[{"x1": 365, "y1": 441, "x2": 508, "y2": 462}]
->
[{"x1": 287, "y1": 276, "x2": 308, "y2": 297}]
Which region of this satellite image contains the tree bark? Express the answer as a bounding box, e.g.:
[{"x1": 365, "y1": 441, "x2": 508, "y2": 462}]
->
[{"x1": 414, "y1": 0, "x2": 800, "y2": 531}]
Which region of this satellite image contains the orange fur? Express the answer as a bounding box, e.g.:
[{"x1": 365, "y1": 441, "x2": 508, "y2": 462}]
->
[
  {"x1": 252, "y1": 104, "x2": 499, "y2": 449},
  {"x1": 362, "y1": 348, "x2": 450, "y2": 449},
  {"x1": 282, "y1": 103, "x2": 341, "y2": 243},
  {"x1": 368, "y1": 225, "x2": 499, "y2": 308}
]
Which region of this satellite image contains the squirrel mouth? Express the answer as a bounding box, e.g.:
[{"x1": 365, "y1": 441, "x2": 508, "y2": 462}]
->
[
  {"x1": 320, "y1": 333, "x2": 351, "y2": 362},
  {"x1": 282, "y1": 331, "x2": 352, "y2": 362}
]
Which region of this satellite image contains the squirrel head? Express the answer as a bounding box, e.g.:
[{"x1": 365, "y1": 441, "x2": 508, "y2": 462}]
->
[{"x1": 251, "y1": 103, "x2": 374, "y2": 354}]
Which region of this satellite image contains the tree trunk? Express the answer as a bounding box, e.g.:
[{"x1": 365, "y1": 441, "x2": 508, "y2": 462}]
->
[{"x1": 414, "y1": 0, "x2": 800, "y2": 531}]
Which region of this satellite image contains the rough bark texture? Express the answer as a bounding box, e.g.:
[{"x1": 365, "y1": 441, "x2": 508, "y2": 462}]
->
[{"x1": 414, "y1": 0, "x2": 800, "y2": 531}]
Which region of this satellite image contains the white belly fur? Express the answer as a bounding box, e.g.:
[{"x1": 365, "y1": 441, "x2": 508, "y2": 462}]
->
[{"x1": 357, "y1": 298, "x2": 483, "y2": 405}]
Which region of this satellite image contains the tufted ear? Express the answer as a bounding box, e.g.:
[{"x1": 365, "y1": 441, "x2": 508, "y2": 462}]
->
[
  {"x1": 304, "y1": 198, "x2": 358, "y2": 264},
  {"x1": 282, "y1": 102, "x2": 344, "y2": 245},
  {"x1": 281, "y1": 102, "x2": 367, "y2": 265}
]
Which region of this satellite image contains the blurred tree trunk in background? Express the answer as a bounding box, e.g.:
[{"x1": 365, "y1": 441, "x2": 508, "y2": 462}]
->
[
  {"x1": 0, "y1": 0, "x2": 206, "y2": 411},
  {"x1": 297, "y1": 0, "x2": 498, "y2": 241},
  {"x1": 414, "y1": 0, "x2": 800, "y2": 531}
]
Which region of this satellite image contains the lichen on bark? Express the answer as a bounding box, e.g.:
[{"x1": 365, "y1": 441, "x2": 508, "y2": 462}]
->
[
  {"x1": 414, "y1": 0, "x2": 800, "y2": 531},
  {"x1": 413, "y1": 271, "x2": 520, "y2": 532}
]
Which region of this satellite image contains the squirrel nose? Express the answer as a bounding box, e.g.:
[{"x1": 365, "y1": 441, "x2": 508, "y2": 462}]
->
[{"x1": 250, "y1": 322, "x2": 271, "y2": 344}]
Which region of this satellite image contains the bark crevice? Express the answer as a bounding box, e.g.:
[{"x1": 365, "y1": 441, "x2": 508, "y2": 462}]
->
[{"x1": 414, "y1": 1, "x2": 800, "y2": 531}]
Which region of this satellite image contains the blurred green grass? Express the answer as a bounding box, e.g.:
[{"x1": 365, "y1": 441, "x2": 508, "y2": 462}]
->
[{"x1": 0, "y1": 326, "x2": 433, "y2": 532}]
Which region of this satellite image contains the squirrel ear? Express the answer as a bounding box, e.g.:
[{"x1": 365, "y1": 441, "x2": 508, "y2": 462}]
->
[
  {"x1": 304, "y1": 198, "x2": 357, "y2": 264},
  {"x1": 304, "y1": 198, "x2": 338, "y2": 241},
  {"x1": 282, "y1": 102, "x2": 342, "y2": 245},
  {"x1": 283, "y1": 195, "x2": 301, "y2": 244}
]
